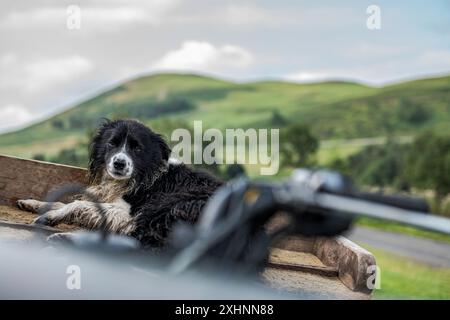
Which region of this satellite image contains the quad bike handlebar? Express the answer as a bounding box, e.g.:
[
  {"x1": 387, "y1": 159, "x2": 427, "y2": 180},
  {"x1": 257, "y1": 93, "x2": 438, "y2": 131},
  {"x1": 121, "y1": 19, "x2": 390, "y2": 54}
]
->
[{"x1": 168, "y1": 168, "x2": 450, "y2": 274}]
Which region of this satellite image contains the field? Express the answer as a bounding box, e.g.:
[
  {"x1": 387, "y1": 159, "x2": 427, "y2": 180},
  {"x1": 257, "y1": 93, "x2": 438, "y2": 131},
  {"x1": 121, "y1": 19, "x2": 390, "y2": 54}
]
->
[
  {"x1": 360, "y1": 245, "x2": 450, "y2": 299},
  {"x1": 1, "y1": 73, "x2": 449, "y2": 163}
]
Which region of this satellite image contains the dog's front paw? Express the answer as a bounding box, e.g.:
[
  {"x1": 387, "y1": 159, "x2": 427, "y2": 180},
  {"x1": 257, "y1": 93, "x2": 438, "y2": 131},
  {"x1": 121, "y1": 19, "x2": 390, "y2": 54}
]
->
[
  {"x1": 17, "y1": 199, "x2": 43, "y2": 213},
  {"x1": 33, "y1": 213, "x2": 58, "y2": 227}
]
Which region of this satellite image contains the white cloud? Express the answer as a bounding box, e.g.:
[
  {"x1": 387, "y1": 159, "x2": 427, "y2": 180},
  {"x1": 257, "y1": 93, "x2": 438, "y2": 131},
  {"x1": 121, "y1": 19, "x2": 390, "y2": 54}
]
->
[
  {"x1": 0, "y1": 105, "x2": 33, "y2": 131},
  {"x1": 0, "y1": 55, "x2": 93, "y2": 92},
  {"x1": 152, "y1": 41, "x2": 253, "y2": 73},
  {"x1": 24, "y1": 56, "x2": 93, "y2": 91},
  {"x1": 284, "y1": 71, "x2": 334, "y2": 83},
  {"x1": 2, "y1": 7, "x2": 145, "y2": 28},
  {"x1": 343, "y1": 44, "x2": 410, "y2": 57},
  {"x1": 2, "y1": 8, "x2": 66, "y2": 28},
  {"x1": 80, "y1": 7, "x2": 148, "y2": 25},
  {"x1": 0, "y1": 53, "x2": 17, "y2": 67},
  {"x1": 220, "y1": 5, "x2": 273, "y2": 27},
  {"x1": 283, "y1": 54, "x2": 450, "y2": 85},
  {"x1": 168, "y1": 4, "x2": 359, "y2": 30},
  {"x1": 417, "y1": 50, "x2": 450, "y2": 68},
  {"x1": 283, "y1": 58, "x2": 424, "y2": 84},
  {"x1": 1, "y1": 1, "x2": 178, "y2": 31},
  {"x1": 283, "y1": 68, "x2": 386, "y2": 85}
]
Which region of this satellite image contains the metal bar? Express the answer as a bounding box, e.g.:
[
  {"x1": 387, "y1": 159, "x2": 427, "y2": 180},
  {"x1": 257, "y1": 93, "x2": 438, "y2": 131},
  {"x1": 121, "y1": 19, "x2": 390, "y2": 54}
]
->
[{"x1": 317, "y1": 193, "x2": 450, "y2": 235}]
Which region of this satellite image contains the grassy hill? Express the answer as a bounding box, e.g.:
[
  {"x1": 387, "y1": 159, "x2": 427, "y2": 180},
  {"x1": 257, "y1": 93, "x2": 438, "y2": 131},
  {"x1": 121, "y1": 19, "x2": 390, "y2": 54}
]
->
[
  {"x1": 303, "y1": 75, "x2": 450, "y2": 139},
  {"x1": 0, "y1": 72, "x2": 449, "y2": 160}
]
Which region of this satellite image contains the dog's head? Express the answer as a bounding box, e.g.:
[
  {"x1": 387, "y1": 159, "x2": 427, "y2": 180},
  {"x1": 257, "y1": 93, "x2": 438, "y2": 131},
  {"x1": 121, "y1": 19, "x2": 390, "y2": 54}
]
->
[{"x1": 88, "y1": 119, "x2": 171, "y2": 188}]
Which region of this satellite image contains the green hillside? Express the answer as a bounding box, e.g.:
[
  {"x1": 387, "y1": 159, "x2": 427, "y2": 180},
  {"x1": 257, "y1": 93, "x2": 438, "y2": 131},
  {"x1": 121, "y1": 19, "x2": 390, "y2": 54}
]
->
[
  {"x1": 303, "y1": 75, "x2": 450, "y2": 138},
  {"x1": 0, "y1": 72, "x2": 449, "y2": 160}
]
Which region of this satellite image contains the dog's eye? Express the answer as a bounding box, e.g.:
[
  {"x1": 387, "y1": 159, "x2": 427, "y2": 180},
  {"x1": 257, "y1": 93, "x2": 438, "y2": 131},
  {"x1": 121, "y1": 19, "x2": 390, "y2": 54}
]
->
[{"x1": 129, "y1": 140, "x2": 142, "y2": 153}]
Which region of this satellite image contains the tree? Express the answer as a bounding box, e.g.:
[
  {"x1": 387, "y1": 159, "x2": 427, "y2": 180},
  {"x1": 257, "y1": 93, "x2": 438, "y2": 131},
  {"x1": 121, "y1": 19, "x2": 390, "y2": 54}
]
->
[
  {"x1": 327, "y1": 132, "x2": 450, "y2": 215},
  {"x1": 404, "y1": 132, "x2": 450, "y2": 208},
  {"x1": 396, "y1": 99, "x2": 429, "y2": 125},
  {"x1": 270, "y1": 110, "x2": 288, "y2": 126},
  {"x1": 337, "y1": 141, "x2": 409, "y2": 190},
  {"x1": 68, "y1": 114, "x2": 86, "y2": 129},
  {"x1": 280, "y1": 124, "x2": 319, "y2": 167},
  {"x1": 51, "y1": 119, "x2": 64, "y2": 130},
  {"x1": 32, "y1": 153, "x2": 46, "y2": 161}
]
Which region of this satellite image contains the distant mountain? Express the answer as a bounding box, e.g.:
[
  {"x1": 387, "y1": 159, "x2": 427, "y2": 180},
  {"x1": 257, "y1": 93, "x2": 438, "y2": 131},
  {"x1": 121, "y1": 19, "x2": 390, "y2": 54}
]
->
[{"x1": 0, "y1": 73, "x2": 449, "y2": 159}]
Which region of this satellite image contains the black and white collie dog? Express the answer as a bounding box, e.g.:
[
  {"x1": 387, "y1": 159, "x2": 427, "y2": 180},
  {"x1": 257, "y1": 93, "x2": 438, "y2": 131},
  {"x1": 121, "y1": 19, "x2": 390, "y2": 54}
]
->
[{"x1": 17, "y1": 119, "x2": 223, "y2": 248}]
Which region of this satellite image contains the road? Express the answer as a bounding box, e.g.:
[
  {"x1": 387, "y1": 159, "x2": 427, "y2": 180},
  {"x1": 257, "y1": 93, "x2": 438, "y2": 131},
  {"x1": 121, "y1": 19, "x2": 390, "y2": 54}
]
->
[{"x1": 346, "y1": 226, "x2": 450, "y2": 268}]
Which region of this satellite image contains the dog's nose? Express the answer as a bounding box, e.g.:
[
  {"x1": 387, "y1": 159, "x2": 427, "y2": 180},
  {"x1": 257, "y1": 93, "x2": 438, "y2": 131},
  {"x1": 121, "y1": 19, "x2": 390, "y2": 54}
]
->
[{"x1": 113, "y1": 158, "x2": 126, "y2": 170}]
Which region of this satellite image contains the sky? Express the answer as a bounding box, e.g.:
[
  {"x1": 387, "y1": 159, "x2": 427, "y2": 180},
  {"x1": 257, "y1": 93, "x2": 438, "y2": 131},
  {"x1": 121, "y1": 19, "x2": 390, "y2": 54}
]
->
[{"x1": 0, "y1": 0, "x2": 449, "y2": 133}]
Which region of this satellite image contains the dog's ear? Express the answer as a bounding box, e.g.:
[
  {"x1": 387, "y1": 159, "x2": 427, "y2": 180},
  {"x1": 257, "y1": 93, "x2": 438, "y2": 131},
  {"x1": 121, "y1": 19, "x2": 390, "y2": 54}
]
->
[
  {"x1": 96, "y1": 118, "x2": 113, "y2": 131},
  {"x1": 157, "y1": 134, "x2": 171, "y2": 162},
  {"x1": 88, "y1": 118, "x2": 115, "y2": 184}
]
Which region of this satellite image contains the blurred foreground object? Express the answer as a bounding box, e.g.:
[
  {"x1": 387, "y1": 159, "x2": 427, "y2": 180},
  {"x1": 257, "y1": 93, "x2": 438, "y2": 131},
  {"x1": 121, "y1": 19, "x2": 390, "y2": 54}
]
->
[{"x1": 1, "y1": 154, "x2": 449, "y2": 299}]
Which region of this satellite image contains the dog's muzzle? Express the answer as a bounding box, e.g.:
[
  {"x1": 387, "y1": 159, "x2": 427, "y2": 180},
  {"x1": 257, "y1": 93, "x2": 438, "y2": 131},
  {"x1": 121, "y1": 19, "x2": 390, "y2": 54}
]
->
[{"x1": 107, "y1": 152, "x2": 133, "y2": 180}]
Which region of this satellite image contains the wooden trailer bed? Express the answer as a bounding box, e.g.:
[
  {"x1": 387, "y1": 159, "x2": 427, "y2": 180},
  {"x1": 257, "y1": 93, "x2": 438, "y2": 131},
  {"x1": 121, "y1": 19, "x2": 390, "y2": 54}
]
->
[{"x1": 0, "y1": 154, "x2": 375, "y2": 299}]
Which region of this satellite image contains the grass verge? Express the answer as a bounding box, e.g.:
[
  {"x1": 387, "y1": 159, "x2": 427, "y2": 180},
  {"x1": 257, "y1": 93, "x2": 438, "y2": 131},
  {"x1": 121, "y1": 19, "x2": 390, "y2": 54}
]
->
[{"x1": 359, "y1": 244, "x2": 450, "y2": 299}]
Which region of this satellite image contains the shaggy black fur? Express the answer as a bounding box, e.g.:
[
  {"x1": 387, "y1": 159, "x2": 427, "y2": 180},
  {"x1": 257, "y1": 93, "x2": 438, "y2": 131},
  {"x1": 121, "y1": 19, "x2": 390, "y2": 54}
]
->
[{"x1": 89, "y1": 119, "x2": 223, "y2": 248}]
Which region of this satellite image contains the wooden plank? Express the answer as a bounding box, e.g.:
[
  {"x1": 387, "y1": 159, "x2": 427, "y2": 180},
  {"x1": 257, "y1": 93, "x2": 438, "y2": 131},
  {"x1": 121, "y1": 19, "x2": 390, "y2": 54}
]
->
[
  {"x1": 313, "y1": 236, "x2": 376, "y2": 294},
  {"x1": 262, "y1": 268, "x2": 370, "y2": 300},
  {"x1": 267, "y1": 262, "x2": 338, "y2": 277},
  {"x1": 267, "y1": 212, "x2": 376, "y2": 294},
  {"x1": 268, "y1": 247, "x2": 338, "y2": 277},
  {"x1": 0, "y1": 154, "x2": 87, "y2": 206},
  {"x1": 273, "y1": 235, "x2": 316, "y2": 253}
]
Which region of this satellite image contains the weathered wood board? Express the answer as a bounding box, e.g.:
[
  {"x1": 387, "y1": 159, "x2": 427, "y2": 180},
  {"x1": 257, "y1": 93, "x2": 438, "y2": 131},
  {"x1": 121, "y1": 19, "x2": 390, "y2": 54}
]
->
[
  {"x1": 267, "y1": 213, "x2": 376, "y2": 294},
  {"x1": 0, "y1": 154, "x2": 88, "y2": 206},
  {"x1": 314, "y1": 237, "x2": 376, "y2": 293}
]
